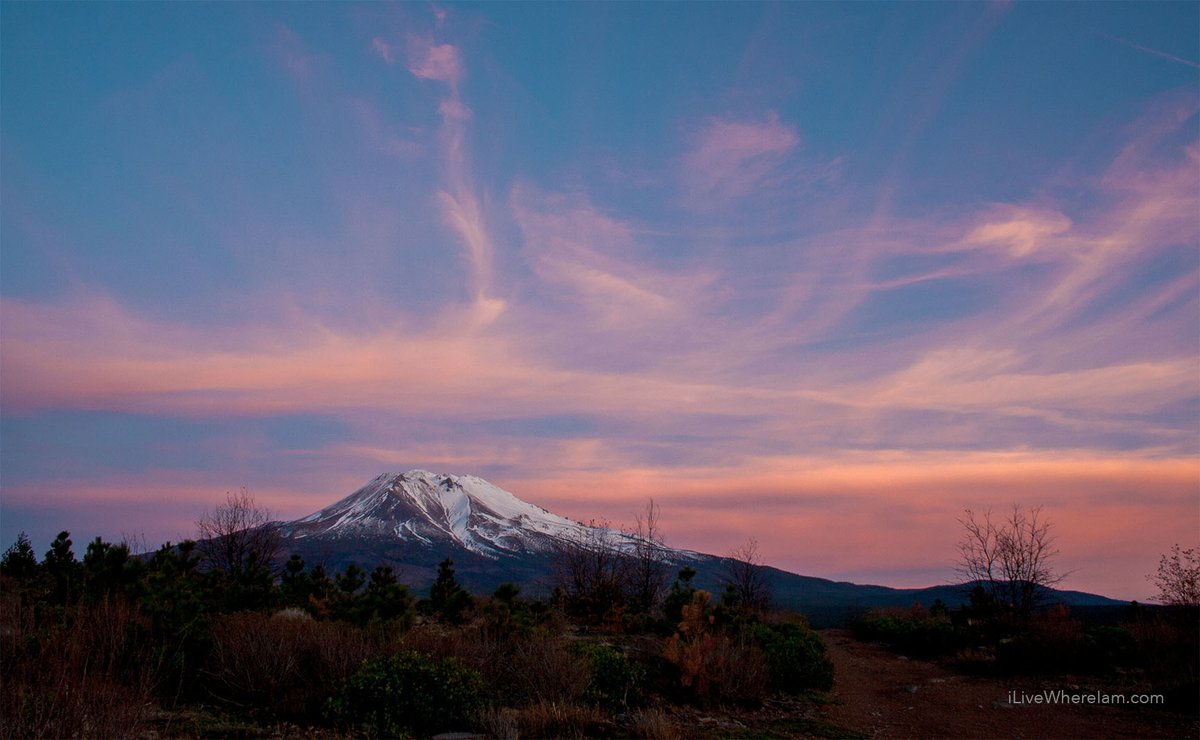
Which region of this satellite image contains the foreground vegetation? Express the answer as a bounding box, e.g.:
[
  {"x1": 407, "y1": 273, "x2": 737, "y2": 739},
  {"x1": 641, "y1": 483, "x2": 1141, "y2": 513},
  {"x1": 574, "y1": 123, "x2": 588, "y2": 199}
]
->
[
  {"x1": 2, "y1": 497, "x2": 1194, "y2": 738},
  {"x1": 852, "y1": 590, "x2": 1199, "y2": 714},
  {"x1": 0, "y1": 527, "x2": 837, "y2": 738}
]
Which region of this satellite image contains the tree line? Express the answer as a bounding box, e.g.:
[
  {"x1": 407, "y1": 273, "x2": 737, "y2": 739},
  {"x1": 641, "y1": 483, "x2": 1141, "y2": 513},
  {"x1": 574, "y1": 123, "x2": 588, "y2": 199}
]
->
[{"x1": 0, "y1": 493, "x2": 834, "y2": 738}]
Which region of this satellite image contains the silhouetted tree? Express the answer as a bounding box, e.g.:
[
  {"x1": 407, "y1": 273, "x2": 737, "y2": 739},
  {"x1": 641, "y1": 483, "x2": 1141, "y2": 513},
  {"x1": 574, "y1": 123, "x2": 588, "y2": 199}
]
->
[
  {"x1": 721, "y1": 538, "x2": 772, "y2": 616},
  {"x1": 957, "y1": 504, "x2": 1064, "y2": 620},
  {"x1": 552, "y1": 521, "x2": 632, "y2": 623},
  {"x1": 196, "y1": 488, "x2": 282, "y2": 582},
  {"x1": 336, "y1": 563, "x2": 365, "y2": 595},
  {"x1": 279, "y1": 554, "x2": 312, "y2": 608},
  {"x1": 43, "y1": 531, "x2": 80, "y2": 605},
  {"x1": 0, "y1": 532, "x2": 39, "y2": 583},
  {"x1": 626, "y1": 499, "x2": 669, "y2": 615},
  {"x1": 363, "y1": 564, "x2": 414, "y2": 625},
  {"x1": 308, "y1": 563, "x2": 334, "y2": 605},
  {"x1": 1149, "y1": 544, "x2": 1199, "y2": 607},
  {"x1": 143, "y1": 540, "x2": 209, "y2": 698},
  {"x1": 429, "y1": 558, "x2": 471, "y2": 624},
  {"x1": 82, "y1": 536, "x2": 142, "y2": 602},
  {"x1": 664, "y1": 566, "x2": 698, "y2": 625}
]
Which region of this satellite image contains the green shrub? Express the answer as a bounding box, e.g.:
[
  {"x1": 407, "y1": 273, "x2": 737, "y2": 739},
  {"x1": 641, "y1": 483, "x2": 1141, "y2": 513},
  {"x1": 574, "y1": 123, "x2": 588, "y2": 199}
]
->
[
  {"x1": 852, "y1": 609, "x2": 969, "y2": 659},
  {"x1": 749, "y1": 621, "x2": 833, "y2": 692},
  {"x1": 1085, "y1": 624, "x2": 1137, "y2": 671},
  {"x1": 576, "y1": 643, "x2": 646, "y2": 709},
  {"x1": 325, "y1": 650, "x2": 487, "y2": 737}
]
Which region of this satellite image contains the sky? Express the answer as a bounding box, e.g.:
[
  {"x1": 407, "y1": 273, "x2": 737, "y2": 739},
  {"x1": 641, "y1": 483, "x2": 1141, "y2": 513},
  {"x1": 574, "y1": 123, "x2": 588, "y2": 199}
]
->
[{"x1": 2, "y1": 2, "x2": 1197, "y2": 601}]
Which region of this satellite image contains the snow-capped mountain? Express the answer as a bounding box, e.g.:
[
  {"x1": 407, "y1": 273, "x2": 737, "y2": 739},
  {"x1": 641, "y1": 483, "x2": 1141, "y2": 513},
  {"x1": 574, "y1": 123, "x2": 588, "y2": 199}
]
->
[
  {"x1": 275, "y1": 470, "x2": 1125, "y2": 625},
  {"x1": 282, "y1": 470, "x2": 630, "y2": 559}
]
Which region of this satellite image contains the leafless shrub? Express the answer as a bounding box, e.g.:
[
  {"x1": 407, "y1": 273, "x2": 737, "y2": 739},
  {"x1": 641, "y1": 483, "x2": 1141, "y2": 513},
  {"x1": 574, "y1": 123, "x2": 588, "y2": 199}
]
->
[
  {"x1": 400, "y1": 622, "x2": 508, "y2": 690},
  {"x1": 718, "y1": 638, "x2": 771, "y2": 704},
  {"x1": 505, "y1": 635, "x2": 591, "y2": 705},
  {"x1": 0, "y1": 597, "x2": 156, "y2": 739},
  {"x1": 402, "y1": 622, "x2": 590, "y2": 706},
  {"x1": 553, "y1": 520, "x2": 634, "y2": 622},
  {"x1": 401, "y1": 622, "x2": 499, "y2": 665},
  {"x1": 204, "y1": 610, "x2": 371, "y2": 718},
  {"x1": 1128, "y1": 611, "x2": 1200, "y2": 685},
  {"x1": 957, "y1": 504, "x2": 1064, "y2": 619}
]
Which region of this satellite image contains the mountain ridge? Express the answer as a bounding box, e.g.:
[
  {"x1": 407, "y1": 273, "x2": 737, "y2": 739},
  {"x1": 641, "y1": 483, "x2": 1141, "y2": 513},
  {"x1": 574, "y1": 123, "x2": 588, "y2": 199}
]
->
[{"x1": 276, "y1": 470, "x2": 1126, "y2": 625}]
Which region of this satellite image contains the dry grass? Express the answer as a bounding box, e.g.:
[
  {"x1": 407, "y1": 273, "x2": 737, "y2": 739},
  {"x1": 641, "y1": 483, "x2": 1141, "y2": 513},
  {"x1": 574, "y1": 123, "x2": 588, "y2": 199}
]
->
[
  {"x1": 629, "y1": 706, "x2": 683, "y2": 740},
  {"x1": 504, "y1": 633, "x2": 591, "y2": 705},
  {"x1": 0, "y1": 595, "x2": 157, "y2": 739},
  {"x1": 479, "y1": 701, "x2": 607, "y2": 739}
]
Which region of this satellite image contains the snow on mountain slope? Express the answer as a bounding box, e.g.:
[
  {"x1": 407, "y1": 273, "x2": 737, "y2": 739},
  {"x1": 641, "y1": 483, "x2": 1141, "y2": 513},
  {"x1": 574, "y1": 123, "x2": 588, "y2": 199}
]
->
[{"x1": 282, "y1": 470, "x2": 626, "y2": 559}]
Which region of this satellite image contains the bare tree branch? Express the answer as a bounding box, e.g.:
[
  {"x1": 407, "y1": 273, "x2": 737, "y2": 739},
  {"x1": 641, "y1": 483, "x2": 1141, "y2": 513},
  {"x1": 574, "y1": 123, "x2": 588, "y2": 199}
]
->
[
  {"x1": 957, "y1": 504, "x2": 1063, "y2": 620},
  {"x1": 721, "y1": 538, "x2": 771, "y2": 615},
  {"x1": 551, "y1": 520, "x2": 632, "y2": 621},
  {"x1": 1149, "y1": 544, "x2": 1200, "y2": 606},
  {"x1": 627, "y1": 499, "x2": 669, "y2": 614},
  {"x1": 196, "y1": 488, "x2": 282, "y2": 581}
]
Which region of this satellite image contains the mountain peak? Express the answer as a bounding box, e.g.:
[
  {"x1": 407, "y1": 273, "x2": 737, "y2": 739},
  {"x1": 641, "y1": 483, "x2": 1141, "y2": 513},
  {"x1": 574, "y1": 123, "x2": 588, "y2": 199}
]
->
[{"x1": 283, "y1": 470, "x2": 593, "y2": 558}]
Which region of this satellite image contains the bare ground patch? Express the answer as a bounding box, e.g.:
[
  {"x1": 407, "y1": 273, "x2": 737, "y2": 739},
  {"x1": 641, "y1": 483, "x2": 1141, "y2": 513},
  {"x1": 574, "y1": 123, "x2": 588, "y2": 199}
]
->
[{"x1": 817, "y1": 629, "x2": 1198, "y2": 739}]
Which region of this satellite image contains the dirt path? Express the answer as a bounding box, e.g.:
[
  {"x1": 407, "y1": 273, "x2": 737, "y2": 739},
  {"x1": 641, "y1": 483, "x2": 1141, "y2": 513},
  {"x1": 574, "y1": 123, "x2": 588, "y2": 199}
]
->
[{"x1": 817, "y1": 629, "x2": 1197, "y2": 739}]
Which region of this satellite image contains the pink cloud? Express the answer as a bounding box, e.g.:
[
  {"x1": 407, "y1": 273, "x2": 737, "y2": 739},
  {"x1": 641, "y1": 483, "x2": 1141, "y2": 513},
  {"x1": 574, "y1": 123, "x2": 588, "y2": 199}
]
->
[
  {"x1": 682, "y1": 111, "x2": 800, "y2": 202},
  {"x1": 406, "y1": 37, "x2": 464, "y2": 86},
  {"x1": 347, "y1": 96, "x2": 424, "y2": 158},
  {"x1": 371, "y1": 37, "x2": 395, "y2": 65},
  {"x1": 373, "y1": 29, "x2": 496, "y2": 318},
  {"x1": 0, "y1": 291, "x2": 780, "y2": 421},
  {"x1": 959, "y1": 205, "x2": 1074, "y2": 257},
  {"x1": 511, "y1": 184, "x2": 717, "y2": 331},
  {"x1": 846, "y1": 348, "x2": 1197, "y2": 417},
  {"x1": 272, "y1": 24, "x2": 323, "y2": 83}
]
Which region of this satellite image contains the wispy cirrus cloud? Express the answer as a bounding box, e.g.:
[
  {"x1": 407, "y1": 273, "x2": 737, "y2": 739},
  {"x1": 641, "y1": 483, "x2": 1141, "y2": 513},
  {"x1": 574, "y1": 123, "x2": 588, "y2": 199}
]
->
[
  {"x1": 1100, "y1": 32, "x2": 1200, "y2": 69},
  {"x1": 370, "y1": 37, "x2": 395, "y2": 66},
  {"x1": 272, "y1": 24, "x2": 327, "y2": 85},
  {"x1": 958, "y1": 205, "x2": 1074, "y2": 258},
  {"x1": 3, "y1": 3, "x2": 1196, "y2": 602},
  {"x1": 379, "y1": 29, "x2": 503, "y2": 323},
  {"x1": 405, "y1": 38, "x2": 465, "y2": 87},
  {"x1": 680, "y1": 111, "x2": 801, "y2": 204},
  {"x1": 511, "y1": 184, "x2": 716, "y2": 332}
]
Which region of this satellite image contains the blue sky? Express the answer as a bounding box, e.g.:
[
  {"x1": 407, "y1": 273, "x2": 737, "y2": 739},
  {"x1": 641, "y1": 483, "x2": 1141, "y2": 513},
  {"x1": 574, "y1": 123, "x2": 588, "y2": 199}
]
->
[{"x1": 2, "y1": 2, "x2": 1197, "y2": 599}]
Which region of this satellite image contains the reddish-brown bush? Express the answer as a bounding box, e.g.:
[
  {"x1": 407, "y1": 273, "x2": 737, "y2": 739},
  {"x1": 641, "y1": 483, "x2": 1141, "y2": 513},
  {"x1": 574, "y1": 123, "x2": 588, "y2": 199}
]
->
[
  {"x1": 662, "y1": 591, "x2": 770, "y2": 705},
  {"x1": 204, "y1": 610, "x2": 372, "y2": 720}
]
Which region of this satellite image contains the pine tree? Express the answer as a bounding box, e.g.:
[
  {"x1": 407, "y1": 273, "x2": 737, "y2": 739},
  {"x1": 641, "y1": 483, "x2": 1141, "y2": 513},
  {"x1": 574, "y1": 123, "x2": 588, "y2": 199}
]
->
[
  {"x1": 664, "y1": 566, "x2": 698, "y2": 624},
  {"x1": 43, "y1": 531, "x2": 80, "y2": 605},
  {"x1": 0, "y1": 532, "x2": 39, "y2": 583},
  {"x1": 280, "y1": 554, "x2": 312, "y2": 608},
  {"x1": 362, "y1": 565, "x2": 413, "y2": 625},
  {"x1": 429, "y1": 558, "x2": 471, "y2": 623}
]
